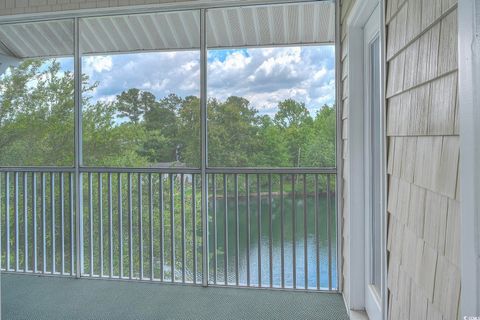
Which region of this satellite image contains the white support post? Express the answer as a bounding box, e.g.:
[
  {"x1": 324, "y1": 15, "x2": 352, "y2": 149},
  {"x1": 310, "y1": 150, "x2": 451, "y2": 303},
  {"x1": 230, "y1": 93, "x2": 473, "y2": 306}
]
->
[
  {"x1": 200, "y1": 8, "x2": 209, "y2": 287},
  {"x1": 458, "y1": 0, "x2": 480, "y2": 316},
  {"x1": 74, "y1": 17, "x2": 84, "y2": 278}
]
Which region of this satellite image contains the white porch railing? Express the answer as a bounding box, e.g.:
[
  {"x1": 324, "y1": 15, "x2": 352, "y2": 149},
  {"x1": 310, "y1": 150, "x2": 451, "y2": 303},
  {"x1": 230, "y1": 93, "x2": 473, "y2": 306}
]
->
[{"x1": 0, "y1": 167, "x2": 337, "y2": 291}]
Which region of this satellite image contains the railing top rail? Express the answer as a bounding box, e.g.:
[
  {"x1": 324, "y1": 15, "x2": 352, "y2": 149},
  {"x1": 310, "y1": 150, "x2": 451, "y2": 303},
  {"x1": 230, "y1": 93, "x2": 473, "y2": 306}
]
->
[
  {"x1": 0, "y1": 167, "x2": 76, "y2": 173},
  {"x1": 205, "y1": 167, "x2": 337, "y2": 174},
  {"x1": 0, "y1": 167, "x2": 337, "y2": 174},
  {"x1": 79, "y1": 167, "x2": 201, "y2": 174}
]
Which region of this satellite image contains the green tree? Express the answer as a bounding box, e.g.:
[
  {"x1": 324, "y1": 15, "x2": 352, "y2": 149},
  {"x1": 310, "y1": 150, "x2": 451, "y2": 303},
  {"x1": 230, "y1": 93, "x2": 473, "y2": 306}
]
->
[
  {"x1": 0, "y1": 59, "x2": 76, "y2": 166},
  {"x1": 177, "y1": 95, "x2": 201, "y2": 167},
  {"x1": 254, "y1": 115, "x2": 290, "y2": 166},
  {"x1": 207, "y1": 96, "x2": 261, "y2": 167},
  {"x1": 116, "y1": 88, "x2": 156, "y2": 124},
  {"x1": 273, "y1": 99, "x2": 314, "y2": 167},
  {"x1": 302, "y1": 105, "x2": 336, "y2": 167}
]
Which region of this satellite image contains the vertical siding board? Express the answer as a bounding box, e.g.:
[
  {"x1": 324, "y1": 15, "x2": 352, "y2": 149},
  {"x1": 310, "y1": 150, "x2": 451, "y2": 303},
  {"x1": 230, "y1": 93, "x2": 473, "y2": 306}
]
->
[
  {"x1": 409, "y1": 287, "x2": 428, "y2": 320},
  {"x1": 394, "y1": 3, "x2": 408, "y2": 55},
  {"x1": 433, "y1": 255, "x2": 461, "y2": 319},
  {"x1": 386, "y1": 51, "x2": 406, "y2": 97},
  {"x1": 387, "y1": 15, "x2": 397, "y2": 60},
  {"x1": 387, "y1": 138, "x2": 395, "y2": 175},
  {"x1": 421, "y1": 0, "x2": 442, "y2": 31},
  {"x1": 426, "y1": 24, "x2": 440, "y2": 81},
  {"x1": 426, "y1": 303, "x2": 443, "y2": 320},
  {"x1": 403, "y1": 138, "x2": 416, "y2": 183},
  {"x1": 342, "y1": 98, "x2": 349, "y2": 119},
  {"x1": 423, "y1": 191, "x2": 448, "y2": 252},
  {"x1": 416, "y1": 30, "x2": 431, "y2": 85},
  {"x1": 387, "y1": 96, "x2": 399, "y2": 136},
  {"x1": 445, "y1": 199, "x2": 460, "y2": 266},
  {"x1": 414, "y1": 241, "x2": 437, "y2": 301},
  {"x1": 406, "y1": 0, "x2": 422, "y2": 43},
  {"x1": 403, "y1": 41, "x2": 419, "y2": 90},
  {"x1": 398, "y1": 92, "x2": 411, "y2": 135},
  {"x1": 453, "y1": 90, "x2": 459, "y2": 135},
  {"x1": 401, "y1": 228, "x2": 418, "y2": 276},
  {"x1": 428, "y1": 73, "x2": 457, "y2": 135},
  {"x1": 438, "y1": 10, "x2": 458, "y2": 76},
  {"x1": 408, "y1": 84, "x2": 430, "y2": 135},
  {"x1": 397, "y1": 268, "x2": 412, "y2": 319},
  {"x1": 436, "y1": 136, "x2": 459, "y2": 198},
  {"x1": 408, "y1": 184, "x2": 426, "y2": 238},
  {"x1": 396, "y1": 179, "x2": 411, "y2": 226},
  {"x1": 441, "y1": 0, "x2": 456, "y2": 13},
  {"x1": 388, "y1": 176, "x2": 400, "y2": 215}
]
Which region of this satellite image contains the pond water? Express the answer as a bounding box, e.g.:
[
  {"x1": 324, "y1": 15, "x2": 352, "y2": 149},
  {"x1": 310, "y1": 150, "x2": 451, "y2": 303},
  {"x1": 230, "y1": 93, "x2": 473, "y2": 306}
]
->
[{"x1": 206, "y1": 194, "x2": 337, "y2": 290}]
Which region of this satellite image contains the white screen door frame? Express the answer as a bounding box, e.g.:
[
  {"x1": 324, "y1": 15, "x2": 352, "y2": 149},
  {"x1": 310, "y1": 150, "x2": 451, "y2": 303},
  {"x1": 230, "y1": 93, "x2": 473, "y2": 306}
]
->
[
  {"x1": 346, "y1": 0, "x2": 387, "y2": 319},
  {"x1": 363, "y1": 5, "x2": 383, "y2": 320}
]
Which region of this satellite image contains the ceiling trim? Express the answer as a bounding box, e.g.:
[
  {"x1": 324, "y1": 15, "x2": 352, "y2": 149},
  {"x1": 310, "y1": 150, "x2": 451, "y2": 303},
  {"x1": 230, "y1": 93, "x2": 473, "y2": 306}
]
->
[{"x1": 0, "y1": 0, "x2": 333, "y2": 25}]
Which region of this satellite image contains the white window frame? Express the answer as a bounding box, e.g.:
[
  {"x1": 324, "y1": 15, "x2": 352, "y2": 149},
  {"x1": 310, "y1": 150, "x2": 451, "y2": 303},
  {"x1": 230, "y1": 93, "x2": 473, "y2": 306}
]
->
[
  {"x1": 346, "y1": 0, "x2": 387, "y2": 318},
  {"x1": 458, "y1": 0, "x2": 480, "y2": 317}
]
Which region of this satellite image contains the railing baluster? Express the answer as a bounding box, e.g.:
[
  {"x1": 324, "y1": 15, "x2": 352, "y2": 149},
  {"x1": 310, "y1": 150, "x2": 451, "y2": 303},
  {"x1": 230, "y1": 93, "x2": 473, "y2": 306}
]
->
[
  {"x1": 0, "y1": 173, "x2": 2, "y2": 270},
  {"x1": 33, "y1": 173, "x2": 37, "y2": 273},
  {"x1": 108, "y1": 173, "x2": 113, "y2": 278},
  {"x1": 212, "y1": 174, "x2": 217, "y2": 284},
  {"x1": 60, "y1": 173, "x2": 64, "y2": 274},
  {"x1": 51, "y1": 172, "x2": 55, "y2": 274},
  {"x1": 223, "y1": 174, "x2": 228, "y2": 285},
  {"x1": 245, "y1": 174, "x2": 250, "y2": 287},
  {"x1": 138, "y1": 173, "x2": 143, "y2": 280},
  {"x1": 170, "y1": 174, "x2": 175, "y2": 282},
  {"x1": 23, "y1": 173, "x2": 28, "y2": 272},
  {"x1": 303, "y1": 174, "x2": 308, "y2": 289},
  {"x1": 315, "y1": 174, "x2": 320, "y2": 290},
  {"x1": 159, "y1": 173, "x2": 164, "y2": 281},
  {"x1": 88, "y1": 172, "x2": 93, "y2": 276},
  {"x1": 98, "y1": 173, "x2": 103, "y2": 277},
  {"x1": 327, "y1": 174, "x2": 332, "y2": 291},
  {"x1": 181, "y1": 174, "x2": 185, "y2": 283},
  {"x1": 128, "y1": 173, "x2": 133, "y2": 279},
  {"x1": 292, "y1": 174, "x2": 296, "y2": 289},
  {"x1": 118, "y1": 173, "x2": 123, "y2": 278},
  {"x1": 41, "y1": 173, "x2": 46, "y2": 273},
  {"x1": 234, "y1": 174, "x2": 239, "y2": 287},
  {"x1": 280, "y1": 174, "x2": 285, "y2": 289},
  {"x1": 192, "y1": 174, "x2": 197, "y2": 284},
  {"x1": 268, "y1": 173, "x2": 273, "y2": 288},
  {"x1": 14, "y1": 172, "x2": 18, "y2": 272},
  {"x1": 257, "y1": 174, "x2": 261, "y2": 288},
  {"x1": 5, "y1": 172, "x2": 10, "y2": 271},
  {"x1": 149, "y1": 173, "x2": 153, "y2": 281},
  {"x1": 70, "y1": 173, "x2": 74, "y2": 275}
]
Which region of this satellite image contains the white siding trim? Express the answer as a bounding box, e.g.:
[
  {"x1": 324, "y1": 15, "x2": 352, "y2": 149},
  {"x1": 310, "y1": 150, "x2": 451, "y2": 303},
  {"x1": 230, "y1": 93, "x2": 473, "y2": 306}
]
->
[{"x1": 458, "y1": 0, "x2": 480, "y2": 316}]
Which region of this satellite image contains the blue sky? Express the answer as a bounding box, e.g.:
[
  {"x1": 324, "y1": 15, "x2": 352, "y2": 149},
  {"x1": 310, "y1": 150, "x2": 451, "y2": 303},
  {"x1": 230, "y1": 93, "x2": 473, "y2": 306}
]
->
[{"x1": 82, "y1": 46, "x2": 335, "y2": 116}]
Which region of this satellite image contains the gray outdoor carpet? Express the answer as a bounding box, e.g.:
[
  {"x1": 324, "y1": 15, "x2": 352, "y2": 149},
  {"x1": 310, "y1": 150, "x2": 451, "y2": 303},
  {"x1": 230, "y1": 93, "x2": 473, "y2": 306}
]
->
[{"x1": 2, "y1": 273, "x2": 349, "y2": 320}]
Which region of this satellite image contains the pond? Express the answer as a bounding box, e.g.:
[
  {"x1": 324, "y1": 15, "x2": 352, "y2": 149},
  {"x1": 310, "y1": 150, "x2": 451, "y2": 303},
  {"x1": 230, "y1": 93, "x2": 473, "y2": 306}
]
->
[{"x1": 206, "y1": 194, "x2": 337, "y2": 290}]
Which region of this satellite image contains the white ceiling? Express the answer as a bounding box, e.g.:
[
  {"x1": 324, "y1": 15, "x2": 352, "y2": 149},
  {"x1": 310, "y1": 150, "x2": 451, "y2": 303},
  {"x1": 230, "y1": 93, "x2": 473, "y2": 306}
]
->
[{"x1": 0, "y1": 1, "x2": 334, "y2": 59}]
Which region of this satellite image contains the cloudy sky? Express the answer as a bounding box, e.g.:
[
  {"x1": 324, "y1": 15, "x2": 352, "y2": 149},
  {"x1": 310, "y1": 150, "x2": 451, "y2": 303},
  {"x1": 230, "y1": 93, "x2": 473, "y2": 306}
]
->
[{"x1": 82, "y1": 45, "x2": 335, "y2": 116}]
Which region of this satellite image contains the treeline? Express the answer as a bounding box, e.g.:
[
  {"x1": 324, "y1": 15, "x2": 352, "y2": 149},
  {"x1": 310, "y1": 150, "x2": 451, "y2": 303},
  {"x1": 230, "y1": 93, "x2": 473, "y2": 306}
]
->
[{"x1": 0, "y1": 59, "x2": 335, "y2": 168}]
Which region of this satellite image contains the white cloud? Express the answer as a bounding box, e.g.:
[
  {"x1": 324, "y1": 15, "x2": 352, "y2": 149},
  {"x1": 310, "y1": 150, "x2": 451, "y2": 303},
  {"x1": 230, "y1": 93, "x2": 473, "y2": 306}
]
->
[
  {"x1": 84, "y1": 46, "x2": 335, "y2": 115},
  {"x1": 207, "y1": 46, "x2": 335, "y2": 111},
  {"x1": 84, "y1": 56, "x2": 113, "y2": 73}
]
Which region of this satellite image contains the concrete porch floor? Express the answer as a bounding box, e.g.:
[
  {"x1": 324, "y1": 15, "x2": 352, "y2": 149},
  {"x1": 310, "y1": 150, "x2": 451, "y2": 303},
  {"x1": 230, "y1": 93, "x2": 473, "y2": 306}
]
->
[{"x1": 2, "y1": 273, "x2": 349, "y2": 320}]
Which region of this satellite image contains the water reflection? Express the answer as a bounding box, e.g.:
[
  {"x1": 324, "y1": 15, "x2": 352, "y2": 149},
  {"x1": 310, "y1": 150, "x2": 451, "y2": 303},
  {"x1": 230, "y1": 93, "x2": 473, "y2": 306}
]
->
[{"x1": 207, "y1": 194, "x2": 337, "y2": 290}]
